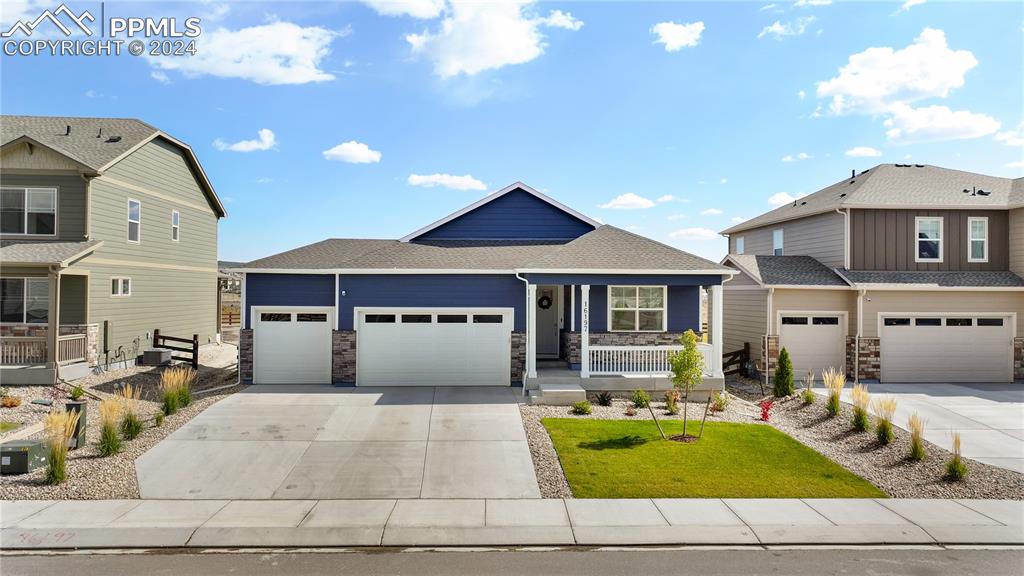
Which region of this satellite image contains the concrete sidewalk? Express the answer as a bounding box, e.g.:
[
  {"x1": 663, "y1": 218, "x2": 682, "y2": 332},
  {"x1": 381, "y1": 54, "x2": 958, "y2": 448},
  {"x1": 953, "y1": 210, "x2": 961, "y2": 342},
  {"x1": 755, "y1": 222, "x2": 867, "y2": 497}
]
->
[{"x1": 2, "y1": 498, "x2": 1021, "y2": 549}]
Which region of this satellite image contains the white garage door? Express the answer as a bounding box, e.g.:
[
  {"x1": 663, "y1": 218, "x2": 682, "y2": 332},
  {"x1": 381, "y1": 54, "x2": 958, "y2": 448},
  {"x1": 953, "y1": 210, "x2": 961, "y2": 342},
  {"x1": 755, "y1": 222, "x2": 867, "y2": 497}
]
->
[
  {"x1": 880, "y1": 315, "x2": 1013, "y2": 383},
  {"x1": 778, "y1": 313, "x2": 846, "y2": 380},
  {"x1": 357, "y1": 309, "x2": 512, "y2": 386},
  {"x1": 253, "y1": 308, "x2": 333, "y2": 384}
]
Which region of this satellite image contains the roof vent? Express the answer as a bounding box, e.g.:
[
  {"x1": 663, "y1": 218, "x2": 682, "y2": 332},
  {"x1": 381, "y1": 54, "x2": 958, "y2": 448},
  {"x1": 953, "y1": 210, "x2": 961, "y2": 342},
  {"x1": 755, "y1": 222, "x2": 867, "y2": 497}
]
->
[
  {"x1": 64, "y1": 125, "x2": 70, "y2": 136},
  {"x1": 96, "y1": 127, "x2": 102, "y2": 138},
  {"x1": 915, "y1": 164, "x2": 924, "y2": 168},
  {"x1": 800, "y1": 201, "x2": 807, "y2": 205},
  {"x1": 105, "y1": 136, "x2": 122, "y2": 143},
  {"x1": 840, "y1": 193, "x2": 847, "y2": 197},
  {"x1": 963, "y1": 186, "x2": 988, "y2": 196}
]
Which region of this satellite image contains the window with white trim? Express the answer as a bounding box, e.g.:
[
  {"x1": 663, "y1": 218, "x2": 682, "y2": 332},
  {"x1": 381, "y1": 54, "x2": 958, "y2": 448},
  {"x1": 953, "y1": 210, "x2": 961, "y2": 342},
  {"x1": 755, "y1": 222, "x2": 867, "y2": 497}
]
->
[
  {"x1": 772, "y1": 229, "x2": 783, "y2": 256},
  {"x1": 171, "y1": 210, "x2": 180, "y2": 242},
  {"x1": 111, "y1": 277, "x2": 131, "y2": 297},
  {"x1": 609, "y1": 286, "x2": 666, "y2": 332},
  {"x1": 127, "y1": 199, "x2": 141, "y2": 243},
  {"x1": 1, "y1": 187, "x2": 56, "y2": 235},
  {"x1": 915, "y1": 217, "x2": 942, "y2": 262},
  {"x1": 967, "y1": 216, "x2": 987, "y2": 262},
  {"x1": 735, "y1": 236, "x2": 745, "y2": 255},
  {"x1": 0, "y1": 278, "x2": 49, "y2": 323}
]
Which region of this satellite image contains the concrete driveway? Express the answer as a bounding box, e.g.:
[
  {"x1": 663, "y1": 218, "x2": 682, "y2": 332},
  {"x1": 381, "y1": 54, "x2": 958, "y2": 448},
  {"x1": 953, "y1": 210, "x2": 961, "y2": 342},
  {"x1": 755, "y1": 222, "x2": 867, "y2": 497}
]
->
[
  {"x1": 831, "y1": 383, "x2": 1024, "y2": 474},
  {"x1": 136, "y1": 386, "x2": 540, "y2": 500}
]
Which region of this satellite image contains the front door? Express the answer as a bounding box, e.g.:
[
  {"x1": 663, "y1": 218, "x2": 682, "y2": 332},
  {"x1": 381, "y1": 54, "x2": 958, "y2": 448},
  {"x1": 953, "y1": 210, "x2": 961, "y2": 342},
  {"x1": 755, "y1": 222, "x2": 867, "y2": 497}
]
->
[{"x1": 535, "y1": 285, "x2": 560, "y2": 358}]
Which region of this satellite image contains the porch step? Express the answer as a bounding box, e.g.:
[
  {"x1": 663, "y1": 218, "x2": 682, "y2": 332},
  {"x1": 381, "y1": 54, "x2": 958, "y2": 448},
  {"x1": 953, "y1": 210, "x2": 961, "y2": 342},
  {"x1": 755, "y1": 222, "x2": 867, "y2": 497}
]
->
[
  {"x1": 536, "y1": 359, "x2": 568, "y2": 369},
  {"x1": 529, "y1": 382, "x2": 587, "y2": 406}
]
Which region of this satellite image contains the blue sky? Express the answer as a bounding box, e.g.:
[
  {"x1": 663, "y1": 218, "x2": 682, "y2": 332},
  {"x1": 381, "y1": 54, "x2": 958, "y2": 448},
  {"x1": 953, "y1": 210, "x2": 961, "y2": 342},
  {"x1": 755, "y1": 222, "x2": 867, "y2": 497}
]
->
[{"x1": 2, "y1": 0, "x2": 1022, "y2": 262}]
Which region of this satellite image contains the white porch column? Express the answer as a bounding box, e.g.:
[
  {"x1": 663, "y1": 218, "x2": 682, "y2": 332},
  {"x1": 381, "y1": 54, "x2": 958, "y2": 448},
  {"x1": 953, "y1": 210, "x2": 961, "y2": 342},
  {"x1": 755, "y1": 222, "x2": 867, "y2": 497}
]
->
[
  {"x1": 527, "y1": 283, "x2": 537, "y2": 378},
  {"x1": 710, "y1": 284, "x2": 724, "y2": 377},
  {"x1": 580, "y1": 284, "x2": 590, "y2": 378}
]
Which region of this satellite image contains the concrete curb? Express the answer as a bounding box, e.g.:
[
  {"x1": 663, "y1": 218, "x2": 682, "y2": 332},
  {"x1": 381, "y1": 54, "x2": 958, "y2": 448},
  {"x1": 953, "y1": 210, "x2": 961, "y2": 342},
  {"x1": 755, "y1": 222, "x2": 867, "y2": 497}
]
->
[{"x1": 1, "y1": 498, "x2": 1021, "y2": 550}]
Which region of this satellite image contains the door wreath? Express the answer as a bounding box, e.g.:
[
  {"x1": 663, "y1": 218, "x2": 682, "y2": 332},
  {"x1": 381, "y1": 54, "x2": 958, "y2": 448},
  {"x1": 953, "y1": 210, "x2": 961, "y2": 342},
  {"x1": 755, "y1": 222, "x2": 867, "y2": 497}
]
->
[{"x1": 537, "y1": 295, "x2": 553, "y2": 309}]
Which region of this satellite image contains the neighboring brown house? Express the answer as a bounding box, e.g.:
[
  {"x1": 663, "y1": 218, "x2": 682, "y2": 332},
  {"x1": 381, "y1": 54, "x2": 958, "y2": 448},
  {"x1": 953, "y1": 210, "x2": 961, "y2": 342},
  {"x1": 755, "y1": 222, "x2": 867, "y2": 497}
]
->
[{"x1": 720, "y1": 164, "x2": 1023, "y2": 384}]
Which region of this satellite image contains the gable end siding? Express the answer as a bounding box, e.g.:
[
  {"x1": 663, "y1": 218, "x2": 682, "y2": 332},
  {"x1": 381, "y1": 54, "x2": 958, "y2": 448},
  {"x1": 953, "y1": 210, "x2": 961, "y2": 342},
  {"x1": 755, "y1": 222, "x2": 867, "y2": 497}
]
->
[
  {"x1": 414, "y1": 188, "x2": 595, "y2": 240},
  {"x1": 728, "y1": 211, "x2": 845, "y2": 268},
  {"x1": 0, "y1": 173, "x2": 87, "y2": 241}
]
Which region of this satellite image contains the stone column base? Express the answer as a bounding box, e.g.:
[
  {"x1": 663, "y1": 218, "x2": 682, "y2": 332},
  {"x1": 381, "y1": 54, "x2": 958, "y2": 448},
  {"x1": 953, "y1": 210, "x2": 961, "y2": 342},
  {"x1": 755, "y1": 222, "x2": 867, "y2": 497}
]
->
[
  {"x1": 333, "y1": 330, "x2": 356, "y2": 385},
  {"x1": 511, "y1": 332, "x2": 525, "y2": 383},
  {"x1": 1015, "y1": 338, "x2": 1024, "y2": 381},
  {"x1": 848, "y1": 336, "x2": 881, "y2": 382},
  {"x1": 239, "y1": 329, "x2": 253, "y2": 383}
]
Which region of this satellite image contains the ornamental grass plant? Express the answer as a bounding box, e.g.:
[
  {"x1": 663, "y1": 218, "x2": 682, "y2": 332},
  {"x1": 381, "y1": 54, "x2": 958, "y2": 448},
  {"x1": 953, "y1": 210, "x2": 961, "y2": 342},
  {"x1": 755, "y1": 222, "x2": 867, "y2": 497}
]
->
[
  {"x1": 908, "y1": 412, "x2": 927, "y2": 461},
  {"x1": 119, "y1": 383, "x2": 144, "y2": 440},
  {"x1": 872, "y1": 396, "x2": 898, "y2": 445},
  {"x1": 97, "y1": 398, "x2": 122, "y2": 457},
  {"x1": 44, "y1": 410, "x2": 80, "y2": 484},
  {"x1": 823, "y1": 367, "x2": 846, "y2": 417},
  {"x1": 851, "y1": 384, "x2": 871, "y2": 431}
]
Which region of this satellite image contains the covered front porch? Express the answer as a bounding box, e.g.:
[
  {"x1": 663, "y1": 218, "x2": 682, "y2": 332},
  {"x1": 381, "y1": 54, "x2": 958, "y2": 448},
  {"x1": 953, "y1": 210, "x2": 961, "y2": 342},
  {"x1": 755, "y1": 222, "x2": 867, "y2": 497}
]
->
[{"x1": 520, "y1": 274, "x2": 725, "y2": 405}]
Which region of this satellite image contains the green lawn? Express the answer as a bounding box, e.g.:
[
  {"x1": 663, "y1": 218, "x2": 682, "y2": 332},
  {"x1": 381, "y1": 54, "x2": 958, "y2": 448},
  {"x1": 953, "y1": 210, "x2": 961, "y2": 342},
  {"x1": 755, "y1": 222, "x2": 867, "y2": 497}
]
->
[{"x1": 542, "y1": 419, "x2": 886, "y2": 499}]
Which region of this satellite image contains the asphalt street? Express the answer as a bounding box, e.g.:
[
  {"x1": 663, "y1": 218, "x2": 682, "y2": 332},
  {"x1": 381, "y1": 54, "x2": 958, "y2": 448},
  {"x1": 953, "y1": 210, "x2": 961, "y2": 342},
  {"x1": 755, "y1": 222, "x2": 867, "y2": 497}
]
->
[{"x1": 2, "y1": 548, "x2": 1023, "y2": 576}]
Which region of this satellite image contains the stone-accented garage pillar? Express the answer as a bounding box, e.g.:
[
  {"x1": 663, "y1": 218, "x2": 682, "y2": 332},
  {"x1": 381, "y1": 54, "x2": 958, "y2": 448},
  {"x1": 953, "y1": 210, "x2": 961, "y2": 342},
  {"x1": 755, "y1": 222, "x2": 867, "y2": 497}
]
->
[
  {"x1": 856, "y1": 336, "x2": 881, "y2": 381},
  {"x1": 761, "y1": 334, "x2": 779, "y2": 377},
  {"x1": 511, "y1": 331, "x2": 526, "y2": 383},
  {"x1": 333, "y1": 330, "x2": 356, "y2": 385},
  {"x1": 1015, "y1": 338, "x2": 1024, "y2": 381},
  {"x1": 239, "y1": 328, "x2": 253, "y2": 383}
]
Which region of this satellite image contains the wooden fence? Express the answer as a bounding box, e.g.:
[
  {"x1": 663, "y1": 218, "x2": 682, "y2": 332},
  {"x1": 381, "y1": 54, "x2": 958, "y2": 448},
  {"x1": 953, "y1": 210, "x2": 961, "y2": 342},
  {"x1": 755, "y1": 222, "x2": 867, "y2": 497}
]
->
[
  {"x1": 153, "y1": 329, "x2": 199, "y2": 369},
  {"x1": 723, "y1": 342, "x2": 750, "y2": 377}
]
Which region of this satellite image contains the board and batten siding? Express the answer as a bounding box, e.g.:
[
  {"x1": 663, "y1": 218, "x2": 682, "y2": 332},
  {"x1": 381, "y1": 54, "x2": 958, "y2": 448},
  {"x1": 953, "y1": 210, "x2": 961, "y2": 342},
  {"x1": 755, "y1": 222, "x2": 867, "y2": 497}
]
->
[
  {"x1": 1010, "y1": 208, "x2": 1024, "y2": 276},
  {"x1": 0, "y1": 173, "x2": 88, "y2": 241},
  {"x1": 414, "y1": 188, "x2": 595, "y2": 240},
  {"x1": 723, "y1": 288, "x2": 767, "y2": 362},
  {"x1": 85, "y1": 138, "x2": 219, "y2": 354},
  {"x1": 728, "y1": 211, "x2": 845, "y2": 268},
  {"x1": 851, "y1": 209, "x2": 1009, "y2": 271},
  {"x1": 860, "y1": 290, "x2": 1024, "y2": 338}
]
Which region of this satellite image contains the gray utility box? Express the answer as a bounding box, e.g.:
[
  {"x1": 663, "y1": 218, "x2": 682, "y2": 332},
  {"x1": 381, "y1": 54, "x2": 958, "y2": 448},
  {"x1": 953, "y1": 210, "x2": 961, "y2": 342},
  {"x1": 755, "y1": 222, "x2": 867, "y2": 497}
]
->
[
  {"x1": 1, "y1": 439, "x2": 47, "y2": 475},
  {"x1": 142, "y1": 348, "x2": 172, "y2": 366}
]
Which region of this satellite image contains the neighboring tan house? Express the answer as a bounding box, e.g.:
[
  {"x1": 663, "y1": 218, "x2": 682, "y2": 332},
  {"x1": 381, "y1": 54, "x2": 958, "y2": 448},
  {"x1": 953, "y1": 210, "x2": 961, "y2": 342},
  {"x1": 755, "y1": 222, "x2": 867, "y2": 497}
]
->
[
  {"x1": 1, "y1": 115, "x2": 226, "y2": 384},
  {"x1": 720, "y1": 164, "x2": 1024, "y2": 384},
  {"x1": 234, "y1": 183, "x2": 733, "y2": 403}
]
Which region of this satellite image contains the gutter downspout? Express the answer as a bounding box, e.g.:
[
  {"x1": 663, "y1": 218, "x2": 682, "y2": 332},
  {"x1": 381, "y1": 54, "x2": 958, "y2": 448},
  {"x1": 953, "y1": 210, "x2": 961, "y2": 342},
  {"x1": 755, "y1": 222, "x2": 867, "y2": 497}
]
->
[
  {"x1": 515, "y1": 272, "x2": 529, "y2": 395},
  {"x1": 836, "y1": 208, "x2": 850, "y2": 270},
  {"x1": 856, "y1": 289, "x2": 865, "y2": 384},
  {"x1": 765, "y1": 286, "x2": 774, "y2": 390}
]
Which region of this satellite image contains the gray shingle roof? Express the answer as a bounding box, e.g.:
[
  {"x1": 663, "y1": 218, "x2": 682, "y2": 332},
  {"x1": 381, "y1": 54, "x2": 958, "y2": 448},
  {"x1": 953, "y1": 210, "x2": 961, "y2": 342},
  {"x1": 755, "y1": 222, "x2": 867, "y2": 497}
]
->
[
  {"x1": 723, "y1": 164, "x2": 1021, "y2": 235},
  {"x1": 0, "y1": 240, "x2": 103, "y2": 266},
  {"x1": 1, "y1": 115, "x2": 159, "y2": 171},
  {"x1": 839, "y1": 270, "x2": 1024, "y2": 288},
  {"x1": 519, "y1": 225, "x2": 731, "y2": 271},
  {"x1": 242, "y1": 239, "x2": 395, "y2": 269},
  {"x1": 726, "y1": 255, "x2": 848, "y2": 286}
]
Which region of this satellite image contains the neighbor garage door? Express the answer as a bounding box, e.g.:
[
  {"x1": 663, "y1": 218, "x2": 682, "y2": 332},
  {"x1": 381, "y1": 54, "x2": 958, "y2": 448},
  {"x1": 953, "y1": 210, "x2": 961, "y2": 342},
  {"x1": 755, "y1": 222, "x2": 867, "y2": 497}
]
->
[
  {"x1": 880, "y1": 314, "x2": 1013, "y2": 383},
  {"x1": 253, "y1": 308, "x2": 333, "y2": 384},
  {"x1": 778, "y1": 313, "x2": 846, "y2": 379},
  {"x1": 357, "y1": 309, "x2": 512, "y2": 386}
]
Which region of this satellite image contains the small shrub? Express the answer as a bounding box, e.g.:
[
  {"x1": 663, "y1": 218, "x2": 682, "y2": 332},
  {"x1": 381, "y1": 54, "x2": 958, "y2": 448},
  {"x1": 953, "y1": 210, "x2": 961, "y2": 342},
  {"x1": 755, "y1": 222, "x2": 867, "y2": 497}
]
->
[
  {"x1": 1, "y1": 395, "x2": 22, "y2": 408},
  {"x1": 0, "y1": 386, "x2": 8, "y2": 397},
  {"x1": 773, "y1": 347, "x2": 794, "y2": 397},
  {"x1": 664, "y1": 390, "x2": 680, "y2": 415},
  {"x1": 154, "y1": 412, "x2": 165, "y2": 427},
  {"x1": 873, "y1": 397, "x2": 898, "y2": 445},
  {"x1": 69, "y1": 386, "x2": 85, "y2": 401},
  {"x1": 759, "y1": 399, "x2": 774, "y2": 422},
  {"x1": 800, "y1": 371, "x2": 816, "y2": 405},
  {"x1": 710, "y1": 391, "x2": 729, "y2": 413},
  {"x1": 631, "y1": 389, "x2": 650, "y2": 409},
  {"x1": 97, "y1": 399, "x2": 123, "y2": 457},
  {"x1": 571, "y1": 401, "x2": 592, "y2": 415},
  {"x1": 945, "y1": 432, "x2": 968, "y2": 481},
  {"x1": 823, "y1": 367, "x2": 846, "y2": 417},
  {"x1": 908, "y1": 412, "x2": 927, "y2": 461},
  {"x1": 851, "y1": 384, "x2": 870, "y2": 431},
  {"x1": 44, "y1": 410, "x2": 80, "y2": 485},
  {"x1": 595, "y1": 391, "x2": 613, "y2": 407},
  {"x1": 624, "y1": 406, "x2": 636, "y2": 417}
]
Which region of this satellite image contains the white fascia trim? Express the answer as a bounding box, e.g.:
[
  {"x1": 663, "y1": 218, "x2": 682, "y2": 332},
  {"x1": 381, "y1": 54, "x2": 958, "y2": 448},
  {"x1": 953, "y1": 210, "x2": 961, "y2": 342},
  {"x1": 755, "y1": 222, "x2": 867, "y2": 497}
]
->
[
  {"x1": 399, "y1": 181, "x2": 600, "y2": 242},
  {"x1": 843, "y1": 202, "x2": 1013, "y2": 210},
  {"x1": 720, "y1": 256, "x2": 764, "y2": 287},
  {"x1": 843, "y1": 285, "x2": 1024, "y2": 292},
  {"x1": 516, "y1": 268, "x2": 737, "y2": 275},
  {"x1": 232, "y1": 268, "x2": 516, "y2": 274},
  {"x1": 767, "y1": 284, "x2": 853, "y2": 290}
]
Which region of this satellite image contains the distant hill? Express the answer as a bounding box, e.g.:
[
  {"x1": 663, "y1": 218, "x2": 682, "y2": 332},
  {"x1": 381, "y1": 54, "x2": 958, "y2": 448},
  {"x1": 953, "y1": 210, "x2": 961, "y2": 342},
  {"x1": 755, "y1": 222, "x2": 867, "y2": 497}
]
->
[{"x1": 218, "y1": 260, "x2": 245, "y2": 269}]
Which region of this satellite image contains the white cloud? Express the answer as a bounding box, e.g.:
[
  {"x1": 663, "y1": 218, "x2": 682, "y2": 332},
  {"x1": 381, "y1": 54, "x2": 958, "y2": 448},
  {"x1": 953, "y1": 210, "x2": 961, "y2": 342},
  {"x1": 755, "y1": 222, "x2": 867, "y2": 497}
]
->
[
  {"x1": 598, "y1": 193, "x2": 656, "y2": 210},
  {"x1": 794, "y1": 0, "x2": 831, "y2": 6},
  {"x1": 768, "y1": 191, "x2": 808, "y2": 207},
  {"x1": 994, "y1": 122, "x2": 1024, "y2": 147},
  {"x1": 760, "y1": 4, "x2": 779, "y2": 11},
  {"x1": 731, "y1": 216, "x2": 749, "y2": 224},
  {"x1": 816, "y1": 28, "x2": 977, "y2": 116},
  {"x1": 656, "y1": 194, "x2": 675, "y2": 203},
  {"x1": 407, "y1": 173, "x2": 486, "y2": 190},
  {"x1": 883, "y1": 103, "x2": 1000, "y2": 143},
  {"x1": 150, "y1": 70, "x2": 171, "y2": 84},
  {"x1": 323, "y1": 141, "x2": 382, "y2": 163},
  {"x1": 1006, "y1": 160, "x2": 1024, "y2": 169},
  {"x1": 213, "y1": 129, "x2": 277, "y2": 152},
  {"x1": 797, "y1": 90, "x2": 806, "y2": 99},
  {"x1": 700, "y1": 208, "x2": 723, "y2": 215},
  {"x1": 406, "y1": 1, "x2": 583, "y2": 78},
  {"x1": 758, "y1": 17, "x2": 815, "y2": 40},
  {"x1": 781, "y1": 152, "x2": 811, "y2": 162},
  {"x1": 720, "y1": 178, "x2": 728, "y2": 184},
  {"x1": 896, "y1": 0, "x2": 926, "y2": 13},
  {"x1": 651, "y1": 21, "x2": 705, "y2": 52},
  {"x1": 84, "y1": 89, "x2": 99, "y2": 98},
  {"x1": 361, "y1": 0, "x2": 446, "y2": 19},
  {"x1": 147, "y1": 21, "x2": 339, "y2": 85},
  {"x1": 669, "y1": 227, "x2": 718, "y2": 240},
  {"x1": 845, "y1": 146, "x2": 882, "y2": 157}
]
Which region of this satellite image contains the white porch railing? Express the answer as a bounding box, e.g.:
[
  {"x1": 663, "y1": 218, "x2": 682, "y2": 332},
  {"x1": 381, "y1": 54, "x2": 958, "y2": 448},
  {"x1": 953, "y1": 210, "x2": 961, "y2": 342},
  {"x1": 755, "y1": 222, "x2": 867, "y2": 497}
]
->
[
  {"x1": 57, "y1": 333, "x2": 88, "y2": 364},
  {"x1": 0, "y1": 334, "x2": 88, "y2": 365},
  {"x1": 588, "y1": 343, "x2": 713, "y2": 377}
]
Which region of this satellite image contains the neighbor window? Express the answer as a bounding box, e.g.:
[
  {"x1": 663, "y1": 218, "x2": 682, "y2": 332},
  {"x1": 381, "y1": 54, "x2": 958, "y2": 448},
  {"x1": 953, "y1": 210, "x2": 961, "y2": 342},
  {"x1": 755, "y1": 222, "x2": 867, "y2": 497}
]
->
[
  {"x1": 111, "y1": 277, "x2": 131, "y2": 297},
  {"x1": 772, "y1": 229, "x2": 783, "y2": 255},
  {"x1": 610, "y1": 286, "x2": 665, "y2": 332},
  {"x1": 127, "y1": 199, "x2": 141, "y2": 243},
  {"x1": 171, "y1": 210, "x2": 180, "y2": 242},
  {"x1": 0, "y1": 278, "x2": 49, "y2": 323},
  {"x1": 735, "y1": 236, "x2": 745, "y2": 255},
  {"x1": 0, "y1": 187, "x2": 56, "y2": 235},
  {"x1": 968, "y1": 217, "x2": 987, "y2": 262},
  {"x1": 915, "y1": 217, "x2": 942, "y2": 262}
]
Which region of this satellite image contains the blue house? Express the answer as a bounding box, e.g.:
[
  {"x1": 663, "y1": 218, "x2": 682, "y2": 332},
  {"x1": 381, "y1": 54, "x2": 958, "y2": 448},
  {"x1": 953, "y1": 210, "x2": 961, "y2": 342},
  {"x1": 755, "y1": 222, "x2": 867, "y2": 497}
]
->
[{"x1": 236, "y1": 183, "x2": 734, "y2": 402}]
